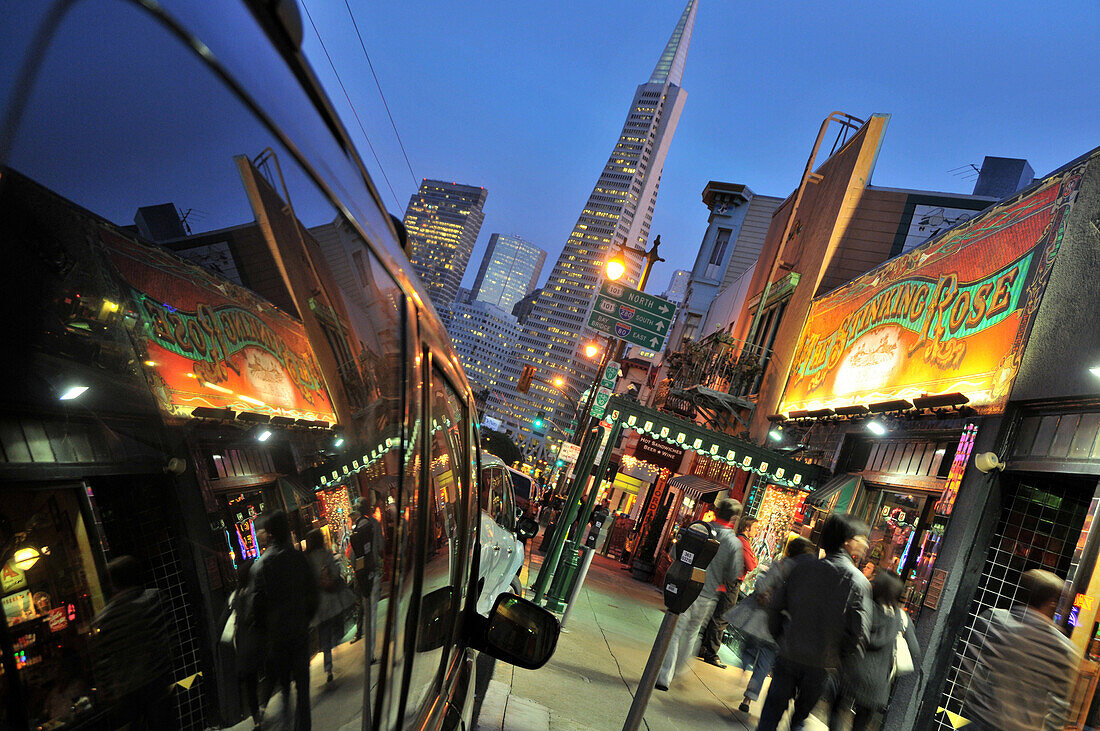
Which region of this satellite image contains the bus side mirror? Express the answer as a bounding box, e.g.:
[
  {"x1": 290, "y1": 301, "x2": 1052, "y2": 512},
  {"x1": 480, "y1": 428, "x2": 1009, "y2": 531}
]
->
[
  {"x1": 471, "y1": 594, "x2": 559, "y2": 669},
  {"x1": 516, "y1": 516, "x2": 539, "y2": 541}
]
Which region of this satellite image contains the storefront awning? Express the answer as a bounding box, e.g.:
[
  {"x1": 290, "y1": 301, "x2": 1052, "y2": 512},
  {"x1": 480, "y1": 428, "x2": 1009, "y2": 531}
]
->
[
  {"x1": 604, "y1": 396, "x2": 826, "y2": 491},
  {"x1": 667, "y1": 474, "x2": 726, "y2": 501},
  {"x1": 803, "y1": 473, "x2": 862, "y2": 510}
]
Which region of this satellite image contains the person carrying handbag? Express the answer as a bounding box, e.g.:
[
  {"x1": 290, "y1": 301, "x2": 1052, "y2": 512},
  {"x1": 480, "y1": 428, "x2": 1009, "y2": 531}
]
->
[
  {"x1": 828, "y1": 571, "x2": 921, "y2": 731},
  {"x1": 726, "y1": 536, "x2": 816, "y2": 714},
  {"x1": 305, "y1": 530, "x2": 356, "y2": 684}
]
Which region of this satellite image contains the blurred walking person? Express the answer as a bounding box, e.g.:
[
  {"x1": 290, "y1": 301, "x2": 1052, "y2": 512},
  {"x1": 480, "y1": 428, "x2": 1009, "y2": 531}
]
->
[
  {"x1": 727, "y1": 536, "x2": 816, "y2": 715},
  {"x1": 91, "y1": 555, "x2": 174, "y2": 730},
  {"x1": 305, "y1": 529, "x2": 356, "y2": 684},
  {"x1": 755, "y1": 513, "x2": 872, "y2": 731},
  {"x1": 655, "y1": 497, "x2": 744, "y2": 691},
  {"x1": 828, "y1": 571, "x2": 921, "y2": 731},
  {"x1": 961, "y1": 568, "x2": 1078, "y2": 731},
  {"x1": 349, "y1": 495, "x2": 383, "y2": 655},
  {"x1": 251, "y1": 509, "x2": 319, "y2": 730},
  {"x1": 226, "y1": 560, "x2": 262, "y2": 729},
  {"x1": 698, "y1": 516, "x2": 760, "y2": 668}
]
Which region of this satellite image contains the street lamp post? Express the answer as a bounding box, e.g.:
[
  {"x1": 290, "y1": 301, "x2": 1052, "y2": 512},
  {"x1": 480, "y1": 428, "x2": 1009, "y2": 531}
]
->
[{"x1": 534, "y1": 236, "x2": 666, "y2": 609}]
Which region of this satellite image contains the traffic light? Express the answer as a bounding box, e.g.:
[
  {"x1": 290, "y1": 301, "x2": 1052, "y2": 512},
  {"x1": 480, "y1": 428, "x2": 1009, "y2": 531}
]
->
[
  {"x1": 517, "y1": 364, "x2": 535, "y2": 393},
  {"x1": 533, "y1": 413, "x2": 545, "y2": 431},
  {"x1": 556, "y1": 459, "x2": 564, "y2": 468}
]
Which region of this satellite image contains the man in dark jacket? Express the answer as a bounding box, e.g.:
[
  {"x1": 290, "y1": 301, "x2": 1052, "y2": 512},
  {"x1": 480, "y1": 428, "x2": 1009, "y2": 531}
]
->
[
  {"x1": 92, "y1": 556, "x2": 174, "y2": 730},
  {"x1": 349, "y1": 495, "x2": 383, "y2": 648},
  {"x1": 755, "y1": 513, "x2": 872, "y2": 731},
  {"x1": 251, "y1": 509, "x2": 319, "y2": 730}
]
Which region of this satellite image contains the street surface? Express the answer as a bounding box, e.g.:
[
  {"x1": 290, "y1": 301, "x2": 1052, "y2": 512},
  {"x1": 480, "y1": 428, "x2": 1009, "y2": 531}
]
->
[{"x1": 223, "y1": 552, "x2": 829, "y2": 730}]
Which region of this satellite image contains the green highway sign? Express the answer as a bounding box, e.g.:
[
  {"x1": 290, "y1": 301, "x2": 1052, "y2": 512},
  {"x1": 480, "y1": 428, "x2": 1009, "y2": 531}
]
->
[
  {"x1": 590, "y1": 386, "x2": 614, "y2": 419},
  {"x1": 599, "y1": 281, "x2": 677, "y2": 319},
  {"x1": 588, "y1": 312, "x2": 670, "y2": 351},
  {"x1": 600, "y1": 361, "x2": 620, "y2": 390},
  {"x1": 593, "y1": 295, "x2": 674, "y2": 334},
  {"x1": 587, "y1": 281, "x2": 677, "y2": 351}
]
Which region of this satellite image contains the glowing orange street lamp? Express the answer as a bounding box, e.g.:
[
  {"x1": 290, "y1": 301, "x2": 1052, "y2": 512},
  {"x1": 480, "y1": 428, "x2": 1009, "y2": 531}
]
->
[
  {"x1": 605, "y1": 253, "x2": 627, "y2": 281},
  {"x1": 553, "y1": 376, "x2": 566, "y2": 388},
  {"x1": 584, "y1": 343, "x2": 599, "y2": 359}
]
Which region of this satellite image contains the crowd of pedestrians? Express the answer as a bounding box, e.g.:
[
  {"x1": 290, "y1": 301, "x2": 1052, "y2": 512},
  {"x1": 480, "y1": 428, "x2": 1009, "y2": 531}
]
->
[{"x1": 650, "y1": 509, "x2": 1080, "y2": 730}]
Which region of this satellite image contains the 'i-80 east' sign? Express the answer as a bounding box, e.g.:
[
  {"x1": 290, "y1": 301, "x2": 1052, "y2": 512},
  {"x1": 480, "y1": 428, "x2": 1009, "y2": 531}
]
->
[{"x1": 587, "y1": 281, "x2": 677, "y2": 351}]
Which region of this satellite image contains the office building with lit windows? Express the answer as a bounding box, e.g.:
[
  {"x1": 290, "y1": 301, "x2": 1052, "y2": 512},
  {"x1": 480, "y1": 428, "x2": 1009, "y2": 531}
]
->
[
  {"x1": 402, "y1": 180, "x2": 488, "y2": 311},
  {"x1": 447, "y1": 299, "x2": 520, "y2": 399},
  {"x1": 470, "y1": 233, "x2": 547, "y2": 313},
  {"x1": 485, "y1": 0, "x2": 698, "y2": 463},
  {"x1": 662, "y1": 269, "x2": 691, "y2": 304}
]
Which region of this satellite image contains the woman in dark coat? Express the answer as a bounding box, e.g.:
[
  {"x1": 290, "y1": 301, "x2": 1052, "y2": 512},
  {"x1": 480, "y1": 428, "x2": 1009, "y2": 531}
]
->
[
  {"x1": 229, "y1": 560, "x2": 262, "y2": 729},
  {"x1": 828, "y1": 570, "x2": 921, "y2": 731}
]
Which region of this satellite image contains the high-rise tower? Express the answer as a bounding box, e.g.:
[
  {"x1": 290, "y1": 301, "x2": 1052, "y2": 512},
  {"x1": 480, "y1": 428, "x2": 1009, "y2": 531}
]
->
[
  {"x1": 403, "y1": 180, "x2": 488, "y2": 312},
  {"x1": 471, "y1": 233, "x2": 547, "y2": 313},
  {"x1": 486, "y1": 1, "x2": 697, "y2": 461}
]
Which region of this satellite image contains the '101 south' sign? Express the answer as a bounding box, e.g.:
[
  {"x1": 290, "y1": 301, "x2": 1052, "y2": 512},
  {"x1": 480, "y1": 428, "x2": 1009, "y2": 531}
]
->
[{"x1": 779, "y1": 167, "x2": 1082, "y2": 415}]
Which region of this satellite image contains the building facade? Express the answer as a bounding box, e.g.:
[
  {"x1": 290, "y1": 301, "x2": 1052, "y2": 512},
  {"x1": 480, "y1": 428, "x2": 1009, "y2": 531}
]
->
[
  {"x1": 661, "y1": 269, "x2": 691, "y2": 304},
  {"x1": 402, "y1": 180, "x2": 488, "y2": 312},
  {"x1": 485, "y1": 0, "x2": 698, "y2": 461},
  {"x1": 447, "y1": 299, "x2": 521, "y2": 399},
  {"x1": 470, "y1": 233, "x2": 547, "y2": 313},
  {"x1": 669, "y1": 182, "x2": 782, "y2": 349}
]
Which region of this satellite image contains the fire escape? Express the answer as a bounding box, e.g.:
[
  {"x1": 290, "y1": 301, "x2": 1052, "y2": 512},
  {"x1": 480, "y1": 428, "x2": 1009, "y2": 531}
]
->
[{"x1": 654, "y1": 332, "x2": 766, "y2": 432}]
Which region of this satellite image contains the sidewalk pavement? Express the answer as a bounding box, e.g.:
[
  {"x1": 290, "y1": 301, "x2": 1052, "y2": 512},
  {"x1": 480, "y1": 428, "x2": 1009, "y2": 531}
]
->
[{"x1": 476, "y1": 550, "x2": 829, "y2": 731}]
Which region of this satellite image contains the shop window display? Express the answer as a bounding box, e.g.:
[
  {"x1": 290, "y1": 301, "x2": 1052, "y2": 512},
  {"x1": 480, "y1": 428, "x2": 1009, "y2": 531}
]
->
[{"x1": 1, "y1": 488, "x2": 107, "y2": 729}]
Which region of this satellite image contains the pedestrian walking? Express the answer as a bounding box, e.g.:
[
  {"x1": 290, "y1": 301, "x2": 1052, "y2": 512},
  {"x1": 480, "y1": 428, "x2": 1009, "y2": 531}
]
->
[
  {"x1": 91, "y1": 555, "x2": 174, "y2": 730},
  {"x1": 755, "y1": 512, "x2": 872, "y2": 731},
  {"x1": 250, "y1": 509, "x2": 319, "y2": 731},
  {"x1": 960, "y1": 568, "x2": 1079, "y2": 731},
  {"x1": 827, "y1": 570, "x2": 921, "y2": 731},
  {"x1": 727, "y1": 536, "x2": 816, "y2": 715},
  {"x1": 225, "y1": 560, "x2": 262, "y2": 729},
  {"x1": 305, "y1": 529, "x2": 356, "y2": 684},
  {"x1": 655, "y1": 497, "x2": 744, "y2": 691},
  {"x1": 698, "y1": 516, "x2": 760, "y2": 668},
  {"x1": 348, "y1": 495, "x2": 383, "y2": 654}
]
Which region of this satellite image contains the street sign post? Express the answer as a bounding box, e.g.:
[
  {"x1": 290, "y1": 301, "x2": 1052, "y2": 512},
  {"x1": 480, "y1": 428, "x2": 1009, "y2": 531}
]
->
[
  {"x1": 590, "y1": 386, "x2": 613, "y2": 419},
  {"x1": 587, "y1": 281, "x2": 677, "y2": 351},
  {"x1": 558, "y1": 442, "x2": 581, "y2": 464},
  {"x1": 600, "y1": 361, "x2": 620, "y2": 390}
]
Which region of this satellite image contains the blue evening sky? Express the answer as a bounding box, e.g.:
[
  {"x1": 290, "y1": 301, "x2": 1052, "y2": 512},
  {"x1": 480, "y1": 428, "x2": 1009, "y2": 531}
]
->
[{"x1": 302, "y1": 1, "x2": 1098, "y2": 294}]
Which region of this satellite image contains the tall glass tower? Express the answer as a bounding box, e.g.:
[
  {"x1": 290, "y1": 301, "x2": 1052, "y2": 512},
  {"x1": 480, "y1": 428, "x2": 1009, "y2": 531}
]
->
[
  {"x1": 486, "y1": 0, "x2": 698, "y2": 462},
  {"x1": 403, "y1": 180, "x2": 488, "y2": 312},
  {"x1": 470, "y1": 233, "x2": 547, "y2": 313}
]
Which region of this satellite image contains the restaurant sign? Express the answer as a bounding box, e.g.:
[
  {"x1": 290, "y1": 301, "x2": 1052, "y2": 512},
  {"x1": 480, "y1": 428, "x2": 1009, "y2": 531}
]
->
[
  {"x1": 101, "y1": 230, "x2": 337, "y2": 423},
  {"x1": 780, "y1": 165, "x2": 1083, "y2": 415}
]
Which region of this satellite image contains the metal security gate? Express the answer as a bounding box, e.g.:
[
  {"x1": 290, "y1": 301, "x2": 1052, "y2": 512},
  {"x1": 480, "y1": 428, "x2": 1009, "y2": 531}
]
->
[{"x1": 934, "y1": 474, "x2": 1093, "y2": 729}]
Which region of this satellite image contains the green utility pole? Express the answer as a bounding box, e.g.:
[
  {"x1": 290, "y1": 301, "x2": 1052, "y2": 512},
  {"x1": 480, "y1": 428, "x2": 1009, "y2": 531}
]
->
[
  {"x1": 546, "y1": 421, "x2": 624, "y2": 613},
  {"x1": 531, "y1": 426, "x2": 603, "y2": 603}
]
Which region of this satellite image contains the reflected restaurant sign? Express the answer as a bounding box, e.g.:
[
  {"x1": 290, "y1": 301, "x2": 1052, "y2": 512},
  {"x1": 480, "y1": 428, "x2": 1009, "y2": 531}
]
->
[
  {"x1": 101, "y1": 230, "x2": 337, "y2": 423},
  {"x1": 780, "y1": 165, "x2": 1084, "y2": 415}
]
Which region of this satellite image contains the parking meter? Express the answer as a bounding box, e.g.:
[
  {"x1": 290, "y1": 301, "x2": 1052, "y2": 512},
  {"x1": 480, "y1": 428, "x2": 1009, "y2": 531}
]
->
[
  {"x1": 662, "y1": 522, "x2": 720, "y2": 614},
  {"x1": 585, "y1": 514, "x2": 607, "y2": 549}
]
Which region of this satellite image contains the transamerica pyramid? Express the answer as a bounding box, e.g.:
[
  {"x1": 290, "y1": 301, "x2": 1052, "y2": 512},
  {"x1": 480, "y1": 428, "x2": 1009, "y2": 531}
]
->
[{"x1": 485, "y1": 1, "x2": 698, "y2": 466}]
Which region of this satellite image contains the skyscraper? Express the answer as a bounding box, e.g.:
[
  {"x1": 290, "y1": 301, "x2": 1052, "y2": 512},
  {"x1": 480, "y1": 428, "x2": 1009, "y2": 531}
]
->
[
  {"x1": 471, "y1": 233, "x2": 547, "y2": 313},
  {"x1": 403, "y1": 180, "x2": 488, "y2": 311},
  {"x1": 662, "y1": 269, "x2": 691, "y2": 304},
  {"x1": 486, "y1": 0, "x2": 697, "y2": 459}
]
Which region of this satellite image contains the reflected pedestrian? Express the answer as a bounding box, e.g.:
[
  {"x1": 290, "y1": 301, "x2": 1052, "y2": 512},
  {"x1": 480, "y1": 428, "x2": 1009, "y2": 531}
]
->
[
  {"x1": 251, "y1": 509, "x2": 319, "y2": 730},
  {"x1": 228, "y1": 560, "x2": 262, "y2": 729},
  {"x1": 655, "y1": 497, "x2": 744, "y2": 691},
  {"x1": 961, "y1": 568, "x2": 1078, "y2": 731},
  {"x1": 698, "y1": 516, "x2": 759, "y2": 668},
  {"x1": 349, "y1": 495, "x2": 383, "y2": 657},
  {"x1": 727, "y1": 536, "x2": 816, "y2": 715},
  {"x1": 755, "y1": 513, "x2": 872, "y2": 731},
  {"x1": 828, "y1": 571, "x2": 921, "y2": 731},
  {"x1": 305, "y1": 529, "x2": 356, "y2": 684},
  {"x1": 91, "y1": 555, "x2": 174, "y2": 730}
]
